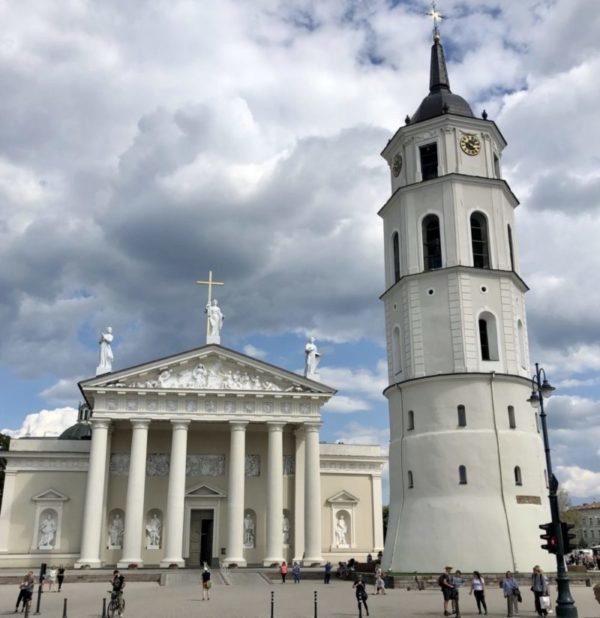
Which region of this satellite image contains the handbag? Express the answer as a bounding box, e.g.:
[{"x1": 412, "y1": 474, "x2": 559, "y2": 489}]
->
[{"x1": 540, "y1": 595, "x2": 551, "y2": 610}]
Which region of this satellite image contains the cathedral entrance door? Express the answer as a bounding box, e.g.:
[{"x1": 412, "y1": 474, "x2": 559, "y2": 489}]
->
[{"x1": 188, "y1": 509, "x2": 214, "y2": 567}]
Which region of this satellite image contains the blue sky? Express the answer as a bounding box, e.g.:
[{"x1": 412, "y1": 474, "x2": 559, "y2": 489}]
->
[{"x1": 1, "y1": 0, "x2": 599, "y2": 503}]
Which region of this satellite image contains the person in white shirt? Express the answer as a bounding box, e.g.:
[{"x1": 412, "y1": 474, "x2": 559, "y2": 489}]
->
[{"x1": 469, "y1": 571, "x2": 487, "y2": 615}]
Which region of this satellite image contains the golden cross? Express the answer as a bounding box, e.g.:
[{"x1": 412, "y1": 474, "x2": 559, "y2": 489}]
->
[
  {"x1": 426, "y1": 1, "x2": 444, "y2": 37},
  {"x1": 195, "y1": 270, "x2": 224, "y2": 335}
]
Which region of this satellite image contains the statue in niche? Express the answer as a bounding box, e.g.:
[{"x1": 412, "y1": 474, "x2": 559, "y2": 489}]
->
[
  {"x1": 205, "y1": 299, "x2": 224, "y2": 339},
  {"x1": 335, "y1": 514, "x2": 348, "y2": 547},
  {"x1": 304, "y1": 336, "x2": 321, "y2": 378},
  {"x1": 282, "y1": 514, "x2": 291, "y2": 546},
  {"x1": 146, "y1": 512, "x2": 161, "y2": 548},
  {"x1": 38, "y1": 512, "x2": 57, "y2": 549},
  {"x1": 96, "y1": 327, "x2": 114, "y2": 375},
  {"x1": 244, "y1": 512, "x2": 255, "y2": 548},
  {"x1": 109, "y1": 513, "x2": 124, "y2": 548}
]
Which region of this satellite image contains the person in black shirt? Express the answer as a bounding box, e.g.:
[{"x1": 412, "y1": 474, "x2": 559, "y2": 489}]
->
[
  {"x1": 353, "y1": 575, "x2": 369, "y2": 617},
  {"x1": 201, "y1": 566, "x2": 211, "y2": 601},
  {"x1": 110, "y1": 570, "x2": 125, "y2": 617},
  {"x1": 57, "y1": 565, "x2": 65, "y2": 592}
]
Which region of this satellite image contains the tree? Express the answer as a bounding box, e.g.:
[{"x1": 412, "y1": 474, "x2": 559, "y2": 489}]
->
[
  {"x1": 0, "y1": 433, "x2": 10, "y2": 509},
  {"x1": 558, "y1": 488, "x2": 583, "y2": 548}
]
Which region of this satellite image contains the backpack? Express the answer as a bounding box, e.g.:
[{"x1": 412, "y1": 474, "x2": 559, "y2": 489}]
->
[{"x1": 438, "y1": 574, "x2": 447, "y2": 587}]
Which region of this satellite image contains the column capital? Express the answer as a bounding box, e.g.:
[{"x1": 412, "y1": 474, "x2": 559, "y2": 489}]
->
[
  {"x1": 229, "y1": 421, "x2": 248, "y2": 431},
  {"x1": 267, "y1": 421, "x2": 286, "y2": 432},
  {"x1": 130, "y1": 418, "x2": 151, "y2": 428},
  {"x1": 170, "y1": 419, "x2": 191, "y2": 430},
  {"x1": 90, "y1": 417, "x2": 111, "y2": 430},
  {"x1": 294, "y1": 426, "x2": 306, "y2": 438},
  {"x1": 303, "y1": 422, "x2": 322, "y2": 433}
]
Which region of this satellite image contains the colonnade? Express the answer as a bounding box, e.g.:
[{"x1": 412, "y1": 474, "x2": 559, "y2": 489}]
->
[{"x1": 75, "y1": 417, "x2": 323, "y2": 568}]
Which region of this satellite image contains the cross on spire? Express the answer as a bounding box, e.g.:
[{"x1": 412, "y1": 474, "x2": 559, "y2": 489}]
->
[
  {"x1": 426, "y1": 1, "x2": 444, "y2": 40},
  {"x1": 195, "y1": 270, "x2": 224, "y2": 340}
]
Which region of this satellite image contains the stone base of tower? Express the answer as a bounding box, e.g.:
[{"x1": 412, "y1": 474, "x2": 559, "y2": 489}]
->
[{"x1": 382, "y1": 373, "x2": 555, "y2": 574}]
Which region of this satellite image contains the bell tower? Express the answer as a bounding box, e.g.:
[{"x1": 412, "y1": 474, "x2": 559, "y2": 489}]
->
[{"x1": 380, "y1": 29, "x2": 553, "y2": 572}]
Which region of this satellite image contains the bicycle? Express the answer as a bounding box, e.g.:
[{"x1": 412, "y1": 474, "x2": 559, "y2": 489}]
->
[{"x1": 107, "y1": 589, "x2": 126, "y2": 617}]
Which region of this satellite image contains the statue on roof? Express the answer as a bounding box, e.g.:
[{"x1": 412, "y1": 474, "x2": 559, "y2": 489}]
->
[
  {"x1": 205, "y1": 299, "x2": 224, "y2": 344},
  {"x1": 304, "y1": 336, "x2": 321, "y2": 379},
  {"x1": 96, "y1": 327, "x2": 114, "y2": 376}
]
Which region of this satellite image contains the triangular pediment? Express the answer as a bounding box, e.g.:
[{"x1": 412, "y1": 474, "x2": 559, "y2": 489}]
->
[
  {"x1": 326, "y1": 490, "x2": 359, "y2": 504},
  {"x1": 80, "y1": 344, "x2": 336, "y2": 397},
  {"x1": 185, "y1": 483, "x2": 226, "y2": 498},
  {"x1": 32, "y1": 489, "x2": 69, "y2": 502}
]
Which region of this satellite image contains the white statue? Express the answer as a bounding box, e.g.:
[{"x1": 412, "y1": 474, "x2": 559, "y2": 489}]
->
[
  {"x1": 304, "y1": 336, "x2": 321, "y2": 378},
  {"x1": 243, "y1": 512, "x2": 255, "y2": 548},
  {"x1": 335, "y1": 514, "x2": 348, "y2": 547},
  {"x1": 146, "y1": 512, "x2": 161, "y2": 548},
  {"x1": 205, "y1": 299, "x2": 224, "y2": 343},
  {"x1": 38, "y1": 512, "x2": 57, "y2": 549},
  {"x1": 96, "y1": 327, "x2": 114, "y2": 376},
  {"x1": 109, "y1": 513, "x2": 124, "y2": 548},
  {"x1": 282, "y1": 514, "x2": 291, "y2": 546}
]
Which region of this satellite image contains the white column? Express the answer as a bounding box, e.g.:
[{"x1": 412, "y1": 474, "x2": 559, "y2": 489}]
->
[
  {"x1": 75, "y1": 418, "x2": 111, "y2": 568},
  {"x1": 293, "y1": 427, "x2": 305, "y2": 562},
  {"x1": 0, "y1": 470, "x2": 17, "y2": 552},
  {"x1": 371, "y1": 473, "x2": 385, "y2": 551},
  {"x1": 224, "y1": 421, "x2": 247, "y2": 566},
  {"x1": 161, "y1": 420, "x2": 190, "y2": 568},
  {"x1": 118, "y1": 418, "x2": 150, "y2": 568},
  {"x1": 303, "y1": 422, "x2": 323, "y2": 565},
  {"x1": 264, "y1": 422, "x2": 285, "y2": 566}
]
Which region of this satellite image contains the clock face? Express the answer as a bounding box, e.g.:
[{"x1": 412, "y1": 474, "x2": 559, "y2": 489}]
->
[
  {"x1": 392, "y1": 153, "x2": 403, "y2": 177},
  {"x1": 460, "y1": 134, "x2": 481, "y2": 156}
]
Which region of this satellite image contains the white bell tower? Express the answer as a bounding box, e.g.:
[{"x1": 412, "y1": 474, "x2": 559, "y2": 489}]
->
[{"x1": 380, "y1": 31, "x2": 553, "y2": 572}]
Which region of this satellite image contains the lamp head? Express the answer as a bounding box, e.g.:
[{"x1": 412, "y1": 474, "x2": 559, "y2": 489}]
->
[
  {"x1": 527, "y1": 390, "x2": 541, "y2": 410},
  {"x1": 540, "y1": 378, "x2": 556, "y2": 398}
]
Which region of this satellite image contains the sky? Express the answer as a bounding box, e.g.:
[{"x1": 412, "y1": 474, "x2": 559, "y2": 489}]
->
[{"x1": 0, "y1": 0, "x2": 599, "y2": 504}]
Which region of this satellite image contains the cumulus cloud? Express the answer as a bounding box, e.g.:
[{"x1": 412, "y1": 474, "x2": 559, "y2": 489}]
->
[
  {"x1": 242, "y1": 344, "x2": 267, "y2": 360},
  {"x1": 2, "y1": 407, "x2": 77, "y2": 438},
  {"x1": 556, "y1": 465, "x2": 600, "y2": 500},
  {"x1": 322, "y1": 395, "x2": 371, "y2": 414}
]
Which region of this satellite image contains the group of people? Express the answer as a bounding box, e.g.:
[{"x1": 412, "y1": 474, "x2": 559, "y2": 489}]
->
[
  {"x1": 14, "y1": 566, "x2": 66, "y2": 613},
  {"x1": 278, "y1": 561, "x2": 302, "y2": 583},
  {"x1": 438, "y1": 565, "x2": 551, "y2": 618},
  {"x1": 567, "y1": 551, "x2": 600, "y2": 570}
]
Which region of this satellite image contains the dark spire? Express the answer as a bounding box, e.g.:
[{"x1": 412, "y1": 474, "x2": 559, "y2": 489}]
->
[{"x1": 429, "y1": 35, "x2": 450, "y2": 93}]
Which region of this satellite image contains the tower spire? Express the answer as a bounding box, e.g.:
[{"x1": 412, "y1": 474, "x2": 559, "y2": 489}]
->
[{"x1": 426, "y1": 1, "x2": 450, "y2": 92}]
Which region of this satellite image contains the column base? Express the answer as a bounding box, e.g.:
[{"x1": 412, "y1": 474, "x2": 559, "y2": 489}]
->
[
  {"x1": 160, "y1": 559, "x2": 185, "y2": 569},
  {"x1": 302, "y1": 557, "x2": 324, "y2": 567},
  {"x1": 222, "y1": 558, "x2": 247, "y2": 567},
  {"x1": 263, "y1": 557, "x2": 285, "y2": 567},
  {"x1": 117, "y1": 559, "x2": 144, "y2": 569},
  {"x1": 74, "y1": 559, "x2": 103, "y2": 569}
]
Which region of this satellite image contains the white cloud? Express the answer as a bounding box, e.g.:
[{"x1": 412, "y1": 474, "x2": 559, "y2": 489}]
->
[
  {"x1": 2, "y1": 407, "x2": 77, "y2": 438},
  {"x1": 321, "y1": 395, "x2": 371, "y2": 414},
  {"x1": 332, "y1": 421, "x2": 389, "y2": 449},
  {"x1": 556, "y1": 465, "x2": 600, "y2": 500},
  {"x1": 319, "y1": 362, "x2": 388, "y2": 401},
  {"x1": 39, "y1": 378, "x2": 83, "y2": 406},
  {"x1": 242, "y1": 344, "x2": 267, "y2": 360}
]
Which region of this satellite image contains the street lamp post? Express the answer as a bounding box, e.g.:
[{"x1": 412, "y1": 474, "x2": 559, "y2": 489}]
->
[{"x1": 527, "y1": 363, "x2": 578, "y2": 618}]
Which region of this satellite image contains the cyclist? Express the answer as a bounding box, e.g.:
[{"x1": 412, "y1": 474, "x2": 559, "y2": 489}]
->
[{"x1": 110, "y1": 569, "x2": 125, "y2": 617}]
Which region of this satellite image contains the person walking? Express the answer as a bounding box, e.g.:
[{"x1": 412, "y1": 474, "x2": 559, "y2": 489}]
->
[
  {"x1": 469, "y1": 571, "x2": 487, "y2": 615},
  {"x1": 438, "y1": 566, "x2": 455, "y2": 616},
  {"x1": 502, "y1": 571, "x2": 520, "y2": 617},
  {"x1": 353, "y1": 574, "x2": 369, "y2": 617},
  {"x1": 201, "y1": 565, "x2": 211, "y2": 601},
  {"x1": 374, "y1": 565, "x2": 386, "y2": 595},
  {"x1": 46, "y1": 566, "x2": 57, "y2": 592},
  {"x1": 279, "y1": 561, "x2": 288, "y2": 583},
  {"x1": 15, "y1": 571, "x2": 35, "y2": 613},
  {"x1": 57, "y1": 565, "x2": 65, "y2": 592},
  {"x1": 324, "y1": 561, "x2": 332, "y2": 584},
  {"x1": 292, "y1": 562, "x2": 301, "y2": 583},
  {"x1": 451, "y1": 570, "x2": 464, "y2": 617},
  {"x1": 531, "y1": 565, "x2": 549, "y2": 617}
]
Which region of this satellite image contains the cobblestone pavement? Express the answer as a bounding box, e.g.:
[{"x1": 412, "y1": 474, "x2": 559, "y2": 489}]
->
[{"x1": 0, "y1": 579, "x2": 598, "y2": 618}]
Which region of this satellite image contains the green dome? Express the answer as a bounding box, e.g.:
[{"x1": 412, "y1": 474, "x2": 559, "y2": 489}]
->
[{"x1": 58, "y1": 422, "x2": 92, "y2": 440}]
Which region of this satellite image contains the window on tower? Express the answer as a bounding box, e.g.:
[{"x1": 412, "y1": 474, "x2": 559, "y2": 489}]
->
[
  {"x1": 507, "y1": 224, "x2": 515, "y2": 271},
  {"x1": 457, "y1": 405, "x2": 466, "y2": 427},
  {"x1": 470, "y1": 212, "x2": 490, "y2": 269},
  {"x1": 508, "y1": 405, "x2": 516, "y2": 429},
  {"x1": 458, "y1": 465, "x2": 468, "y2": 485},
  {"x1": 514, "y1": 466, "x2": 523, "y2": 486},
  {"x1": 478, "y1": 312, "x2": 499, "y2": 361},
  {"x1": 392, "y1": 231, "x2": 400, "y2": 282},
  {"x1": 517, "y1": 320, "x2": 526, "y2": 369},
  {"x1": 407, "y1": 410, "x2": 414, "y2": 431},
  {"x1": 408, "y1": 470, "x2": 414, "y2": 488},
  {"x1": 419, "y1": 143, "x2": 438, "y2": 180},
  {"x1": 494, "y1": 153, "x2": 501, "y2": 178},
  {"x1": 393, "y1": 327, "x2": 402, "y2": 375},
  {"x1": 422, "y1": 214, "x2": 442, "y2": 270}
]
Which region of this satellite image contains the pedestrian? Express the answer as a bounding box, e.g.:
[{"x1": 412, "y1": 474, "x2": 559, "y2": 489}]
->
[
  {"x1": 292, "y1": 562, "x2": 301, "y2": 583},
  {"x1": 353, "y1": 574, "x2": 369, "y2": 617},
  {"x1": 279, "y1": 561, "x2": 288, "y2": 583},
  {"x1": 438, "y1": 566, "x2": 455, "y2": 616},
  {"x1": 57, "y1": 565, "x2": 65, "y2": 592},
  {"x1": 201, "y1": 564, "x2": 211, "y2": 601},
  {"x1": 502, "y1": 570, "x2": 520, "y2": 617},
  {"x1": 469, "y1": 571, "x2": 487, "y2": 615},
  {"x1": 451, "y1": 570, "x2": 464, "y2": 617},
  {"x1": 46, "y1": 565, "x2": 57, "y2": 592},
  {"x1": 15, "y1": 571, "x2": 35, "y2": 613},
  {"x1": 531, "y1": 565, "x2": 549, "y2": 617},
  {"x1": 374, "y1": 565, "x2": 386, "y2": 595},
  {"x1": 324, "y1": 561, "x2": 332, "y2": 584}
]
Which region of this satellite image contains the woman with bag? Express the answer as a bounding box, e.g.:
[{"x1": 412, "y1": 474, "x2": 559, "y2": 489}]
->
[
  {"x1": 353, "y1": 575, "x2": 369, "y2": 617},
  {"x1": 502, "y1": 571, "x2": 520, "y2": 617},
  {"x1": 531, "y1": 565, "x2": 549, "y2": 617},
  {"x1": 201, "y1": 564, "x2": 211, "y2": 601}
]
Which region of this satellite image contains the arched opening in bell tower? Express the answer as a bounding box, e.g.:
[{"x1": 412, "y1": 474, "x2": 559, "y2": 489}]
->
[
  {"x1": 422, "y1": 214, "x2": 442, "y2": 271},
  {"x1": 470, "y1": 211, "x2": 490, "y2": 269}
]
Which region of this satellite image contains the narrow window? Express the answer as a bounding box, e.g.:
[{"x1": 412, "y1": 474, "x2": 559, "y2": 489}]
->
[
  {"x1": 420, "y1": 143, "x2": 438, "y2": 180},
  {"x1": 408, "y1": 410, "x2": 414, "y2": 431},
  {"x1": 470, "y1": 212, "x2": 490, "y2": 269},
  {"x1": 507, "y1": 225, "x2": 515, "y2": 271},
  {"x1": 422, "y1": 214, "x2": 442, "y2": 271},
  {"x1": 408, "y1": 470, "x2": 414, "y2": 488},
  {"x1": 459, "y1": 465, "x2": 468, "y2": 485},
  {"x1": 393, "y1": 232, "x2": 400, "y2": 283},
  {"x1": 494, "y1": 154, "x2": 501, "y2": 178},
  {"x1": 457, "y1": 405, "x2": 466, "y2": 427},
  {"x1": 517, "y1": 320, "x2": 526, "y2": 369},
  {"x1": 508, "y1": 405, "x2": 516, "y2": 429},
  {"x1": 514, "y1": 466, "x2": 522, "y2": 486},
  {"x1": 478, "y1": 312, "x2": 499, "y2": 361},
  {"x1": 393, "y1": 327, "x2": 402, "y2": 375}
]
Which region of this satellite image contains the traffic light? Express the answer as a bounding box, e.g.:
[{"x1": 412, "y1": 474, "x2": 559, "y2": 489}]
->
[
  {"x1": 539, "y1": 522, "x2": 558, "y2": 554},
  {"x1": 561, "y1": 522, "x2": 576, "y2": 554}
]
